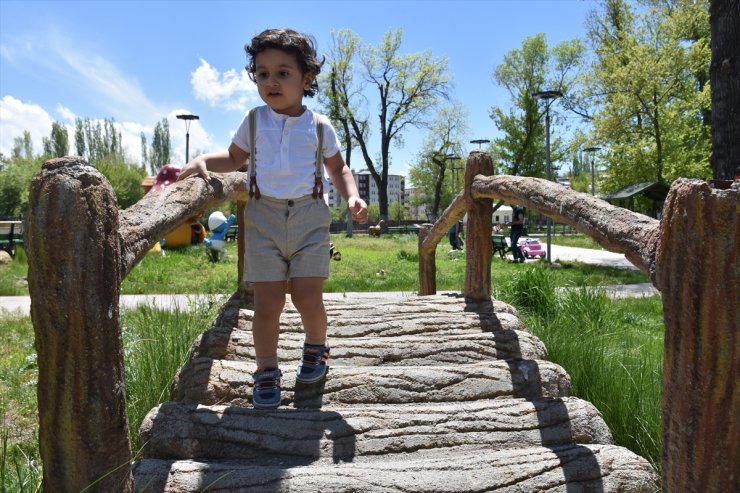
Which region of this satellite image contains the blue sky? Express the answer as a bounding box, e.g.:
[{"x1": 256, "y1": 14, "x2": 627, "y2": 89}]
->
[{"x1": 0, "y1": 0, "x2": 595, "y2": 176}]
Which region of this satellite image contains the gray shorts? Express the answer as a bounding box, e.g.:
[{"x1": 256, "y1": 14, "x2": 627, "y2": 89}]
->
[{"x1": 243, "y1": 194, "x2": 331, "y2": 282}]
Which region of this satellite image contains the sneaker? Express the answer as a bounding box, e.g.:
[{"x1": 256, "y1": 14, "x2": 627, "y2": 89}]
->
[
  {"x1": 252, "y1": 368, "x2": 282, "y2": 409},
  {"x1": 296, "y1": 344, "x2": 330, "y2": 383}
]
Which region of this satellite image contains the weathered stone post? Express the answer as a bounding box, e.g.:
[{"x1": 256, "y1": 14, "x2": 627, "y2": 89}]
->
[
  {"x1": 418, "y1": 224, "x2": 436, "y2": 295},
  {"x1": 657, "y1": 179, "x2": 738, "y2": 493},
  {"x1": 24, "y1": 158, "x2": 134, "y2": 492},
  {"x1": 463, "y1": 151, "x2": 493, "y2": 302}
]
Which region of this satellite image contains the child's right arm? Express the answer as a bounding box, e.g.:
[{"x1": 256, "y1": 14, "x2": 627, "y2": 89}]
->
[{"x1": 177, "y1": 143, "x2": 249, "y2": 182}]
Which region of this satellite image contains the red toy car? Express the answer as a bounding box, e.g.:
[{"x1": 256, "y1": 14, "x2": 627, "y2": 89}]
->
[{"x1": 518, "y1": 237, "x2": 545, "y2": 259}]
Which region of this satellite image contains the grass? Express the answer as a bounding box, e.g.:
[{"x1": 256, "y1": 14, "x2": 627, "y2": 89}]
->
[
  {"x1": 1, "y1": 234, "x2": 648, "y2": 297},
  {"x1": 0, "y1": 300, "x2": 221, "y2": 490},
  {"x1": 494, "y1": 267, "x2": 663, "y2": 473},
  {"x1": 0, "y1": 232, "x2": 661, "y2": 485}
]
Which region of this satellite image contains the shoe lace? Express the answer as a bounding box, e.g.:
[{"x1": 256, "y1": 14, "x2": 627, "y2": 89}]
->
[
  {"x1": 301, "y1": 346, "x2": 324, "y2": 365},
  {"x1": 254, "y1": 370, "x2": 280, "y2": 390}
]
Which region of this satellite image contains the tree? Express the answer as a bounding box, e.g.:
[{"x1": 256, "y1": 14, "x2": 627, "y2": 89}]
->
[
  {"x1": 150, "y1": 118, "x2": 171, "y2": 172},
  {"x1": 42, "y1": 121, "x2": 70, "y2": 158},
  {"x1": 489, "y1": 33, "x2": 586, "y2": 177},
  {"x1": 407, "y1": 103, "x2": 469, "y2": 219},
  {"x1": 140, "y1": 132, "x2": 149, "y2": 170},
  {"x1": 322, "y1": 28, "x2": 451, "y2": 221},
  {"x1": 585, "y1": 0, "x2": 712, "y2": 192},
  {"x1": 708, "y1": 0, "x2": 739, "y2": 179},
  {"x1": 75, "y1": 118, "x2": 86, "y2": 157},
  {"x1": 11, "y1": 131, "x2": 33, "y2": 161}
]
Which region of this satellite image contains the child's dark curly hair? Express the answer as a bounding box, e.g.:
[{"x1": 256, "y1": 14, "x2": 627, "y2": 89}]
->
[{"x1": 245, "y1": 28, "x2": 325, "y2": 97}]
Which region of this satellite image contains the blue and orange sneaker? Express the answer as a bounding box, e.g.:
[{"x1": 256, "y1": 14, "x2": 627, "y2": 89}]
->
[
  {"x1": 252, "y1": 368, "x2": 282, "y2": 409},
  {"x1": 296, "y1": 344, "x2": 330, "y2": 383}
]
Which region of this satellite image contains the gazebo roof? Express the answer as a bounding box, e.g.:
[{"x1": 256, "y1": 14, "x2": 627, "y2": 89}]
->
[{"x1": 604, "y1": 181, "x2": 670, "y2": 202}]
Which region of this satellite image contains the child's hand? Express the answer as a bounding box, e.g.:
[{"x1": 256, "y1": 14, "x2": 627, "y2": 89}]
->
[
  {"x1": 348, "y1": 196, "x2": 368, "y2": 224},
  {"x1": 177, "y1": 158, "x2": 210, "y2": 182}
]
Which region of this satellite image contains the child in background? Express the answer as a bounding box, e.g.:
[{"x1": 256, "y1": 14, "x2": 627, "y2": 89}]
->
[{"x1": 178, "y1": 28, "x2": 368, "y2": 409}]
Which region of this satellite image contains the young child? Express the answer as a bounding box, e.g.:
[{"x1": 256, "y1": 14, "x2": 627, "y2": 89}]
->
[{"x1": 178, "y1": 28, "x2": 368, "y2": 409}]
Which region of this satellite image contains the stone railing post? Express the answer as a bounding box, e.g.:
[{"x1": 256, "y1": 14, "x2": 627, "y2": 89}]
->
[
  {"x1": 657, "y1": 179, "x2": 738, "y2": 492},
  {"x1": 24, "y1": 158, "x2": 133, "y2": 492},
  {"x1": 463, "y1": 151, "x2": 493, "y2": 302}
]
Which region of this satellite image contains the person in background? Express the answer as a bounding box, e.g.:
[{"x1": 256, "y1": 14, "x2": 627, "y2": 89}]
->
[
  {"x1": 507, "y1": 206, "x2": 525, "y2": 263},
  {"x1": 178, "y1": 28, "x2": 368, "y2": 409}
]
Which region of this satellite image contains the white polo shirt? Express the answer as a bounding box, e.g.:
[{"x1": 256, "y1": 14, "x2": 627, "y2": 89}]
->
[{"x1": 232, "y1": 105, "x2": 341, "y2": 199}]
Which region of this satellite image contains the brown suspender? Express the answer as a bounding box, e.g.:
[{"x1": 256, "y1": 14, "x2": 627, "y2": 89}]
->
[{"x1": 247, "y1": 108, "x2": 324, "y2": 200}]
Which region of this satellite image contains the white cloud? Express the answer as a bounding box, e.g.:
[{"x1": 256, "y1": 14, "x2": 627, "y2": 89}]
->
[
  {"x1": 191, "y1": 58, "x2": 258, "y2": 111},
  {"x1": 57, "y1": 48, "x2": 162, "y2": 123},
  {"x1": 56, "y1": 104, "x2": 76, "y2": 124},
  {"x1": 0, "y1": 95, "x2": 53, "y2": 156}
]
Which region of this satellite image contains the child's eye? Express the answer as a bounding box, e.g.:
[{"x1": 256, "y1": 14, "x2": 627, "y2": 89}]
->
[
  {"x1": 256, "y1": 72, "x2": 269, "y2": 80},
  {"x1": 279, "y1": 71, "x2": 290, "y2": 78}
]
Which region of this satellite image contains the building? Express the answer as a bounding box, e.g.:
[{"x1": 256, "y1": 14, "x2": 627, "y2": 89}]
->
[{"x1": 327, "y1": 169, "x2": 405, "y2": 209}]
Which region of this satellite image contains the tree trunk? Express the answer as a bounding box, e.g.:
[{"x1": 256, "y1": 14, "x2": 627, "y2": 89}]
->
[
  {"x1": 657, "y1": 179, "x2": 739, "y2": 493},
  {"x1": 709, "y1": 0, "x2": 740, "y2": 180},
  {"x1": 463, "y1": 151, "x2": 493, "y2": 303},
  {"x1": 418, "y1": 224, "x2": 436, "y2": 295},
  {"x1": 24, "y1": 158, "x2": 133, "y2": 492}
]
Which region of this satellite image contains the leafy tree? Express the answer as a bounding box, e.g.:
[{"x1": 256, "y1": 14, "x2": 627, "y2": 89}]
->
[
  {"x1": 322, "y1": 28, "x2": 451, "y2": 221},
  {"x1": 150, "y1": 118, "x2": 171, "y2": 173},
  {"x1": 11, "y1": 131, "x2": 33, "y2": 161},
  {"x1": 584, "y1": 0, "x2": 711, "y2": 192},
  {"x1": 75, "y1": 118, "x2": 86, "y2": 157},
  {"x1": 42, "y1": 121, "x2": 70, "y2": 158},
  {"x1": 140, "y1": 132, "x2": 148, "y2": 170},
  {"x1": 0, "y1": 155, "x2": 43, "y2": 217},
  {"x1": 407, "y1": 103, "x2": 469, "y2": 219},
  {"x1": 489, "y1": 33, "x2": 586, "y2": 178},
  {"x1": 96, "y1": 159, "x2": 146, "y2": 209},
  {"x1": 318, "y1": 30, "x2": 368, "y2": 170}
]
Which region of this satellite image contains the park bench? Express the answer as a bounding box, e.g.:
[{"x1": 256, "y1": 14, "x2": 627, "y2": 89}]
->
[
  {"x1": 224, "y1": 223, "x2": 239, "y2": 242},
  {"x1": 0, "y1": 220, "x2": 23, "y2": 257},
  {"x1": 387, "y1": 224, "x2": 421, "y2": 235},
  {"x1": 491, "y1": 233, "x2": 510, "y2": 259}
]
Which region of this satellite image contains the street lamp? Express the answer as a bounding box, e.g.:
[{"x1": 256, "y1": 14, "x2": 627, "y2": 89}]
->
[
  {"x1": 470, "y1": 139, "x2": 490, "y2": 149},
  {"x1": 176, "y1": 114, "x2": 200, "y2": 163},
  {"x1": 532, "y1": 90, "x2": 563, "y2": 264},
  {"x1": 583, "y1": 146, "x2": 601, "y2": 196}
]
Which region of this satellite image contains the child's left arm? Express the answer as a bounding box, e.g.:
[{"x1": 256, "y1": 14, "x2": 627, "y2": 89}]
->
[{"x1": 324, "y1": 152, "x2": 368, "y2": 224}]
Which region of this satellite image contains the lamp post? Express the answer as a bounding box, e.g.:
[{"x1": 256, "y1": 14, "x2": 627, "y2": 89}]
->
[
  {"x1": 176, "y1": 114, "x2": 200, "y2": 163},
  {"x1": 470, "y1": 138, "x2": 490, "y2": 149},
  {"x1": 532, "y1": 90, "x2": 563, "y2": 264},
  {"x1": 583, "y1": 146, "x2": 601, "y2": 196}
]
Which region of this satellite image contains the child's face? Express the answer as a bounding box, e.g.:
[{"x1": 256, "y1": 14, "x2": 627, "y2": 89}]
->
[{"x1": 254, "y1": 48, "x2": 314, "y2": 117}]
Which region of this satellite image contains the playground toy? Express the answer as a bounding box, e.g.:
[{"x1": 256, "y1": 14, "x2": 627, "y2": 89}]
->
[{"x1": 204, "y1": 211, "x2": 236, "y2": 262}]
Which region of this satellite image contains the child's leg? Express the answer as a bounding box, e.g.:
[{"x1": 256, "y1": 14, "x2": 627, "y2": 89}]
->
[
  {"x1": 289, "y1": 277, "x2": 327, "y2": 346},
  {"x1": 252, "y1": 280, "x2": 287, "y2": 369}
]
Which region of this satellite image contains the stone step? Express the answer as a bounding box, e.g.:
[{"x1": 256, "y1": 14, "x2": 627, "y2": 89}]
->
[
  {"x1": 172, "y1": 359, "x2": 571, "y2": 407},
  {"x1": 139, "y1": 397, "x2": 612, "y2": 462},
  {"x1": 191, "y1": 328, "x2": 547, "y2": 364},
  {"x1": 133, "y1": 443, "x2": 657, "y2": 492},
  {"x1": 213, "y1": 295, "x2": 523, "y2": 338}
]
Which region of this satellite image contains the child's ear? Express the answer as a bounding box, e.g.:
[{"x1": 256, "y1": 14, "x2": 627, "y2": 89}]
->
[{"x1": 303, "y1": 72, "x2": 315, "y2": 90}]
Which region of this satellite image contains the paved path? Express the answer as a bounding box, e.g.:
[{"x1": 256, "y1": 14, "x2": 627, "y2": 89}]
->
[{"x1": 0, "y1": 246, "x2": 659, "y2": 316}]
